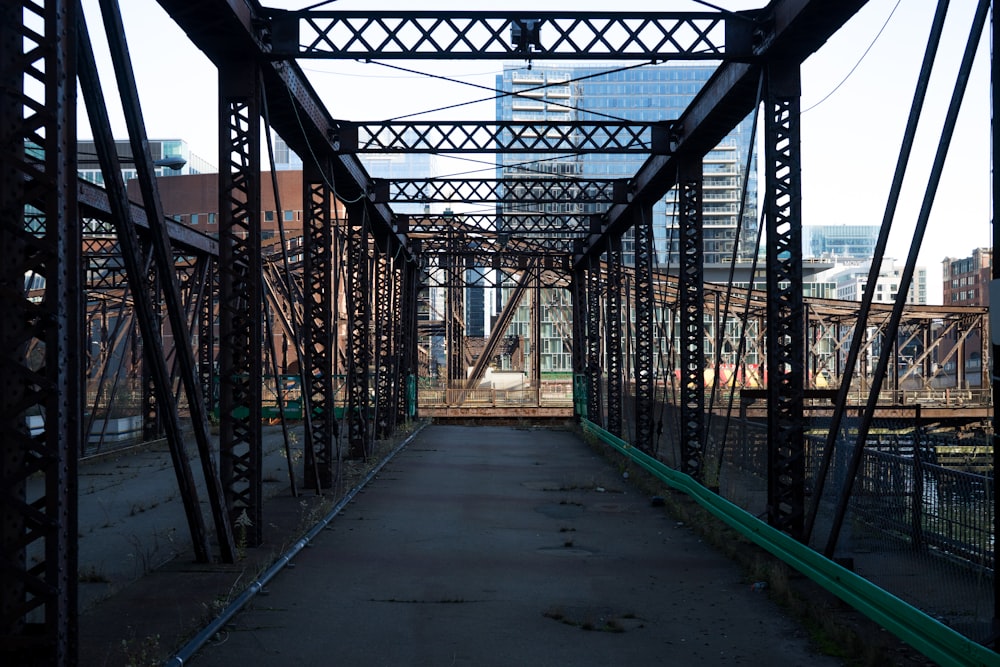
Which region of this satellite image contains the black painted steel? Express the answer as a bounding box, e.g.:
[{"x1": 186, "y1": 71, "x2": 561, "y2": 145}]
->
[
  {"x1": 633, "y1": 205, "x2": 656, "y2": 452},
  {"x1": 219, "y1": 61, "x2": 264, "y2": 547},
  {"x1": 678, "y1": 158, "x2": 705, "y2": 477},
  {"x1": 346, "y1": 201, "x2": 371, "y2": 458},
  {"x1": 586, "y1": 258, "x2": 603, "y2": 427},
  {"x1": 0, "y1": 2, "x2": 80, "y2": 663},
  {"x1": 339, "y1": 121, "x2": 672, "y2": 154},
  {"x1": 803, "y1": 0, "x2": 948, "y2": 545},
  {"x1": 269, "y1": 11, "x2": 745, "y2": 60},
  {"x1": 763, "y1": 64, "x2": 805, "y2": 541},
  {"x1": 375, "y1": 178, "x2": 627, "y2": 205},
  {"x1": 605, "y1": 239, "x2": 623, "y2": 437},
  {"x1": 302, "y1": 162, "x2": 335, "y2": 487}
]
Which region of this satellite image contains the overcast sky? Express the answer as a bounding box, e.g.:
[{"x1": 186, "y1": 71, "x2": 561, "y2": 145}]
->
[{"x1": 77, "y1": 0, "x2": 992, "y2": 304}]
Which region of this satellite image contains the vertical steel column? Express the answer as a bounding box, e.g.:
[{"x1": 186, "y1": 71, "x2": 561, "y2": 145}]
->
[
  {"x1": 219, "y1": 61, "x2": 263, "y2": 545},
  {"x1": 633, "y1": 204, "x2": 656, "y2": 452},
  {"x1": 445, "y1": 236, "x2": 465, "y2": 390},
  {"x1": 585, "y1": 258, "x2": 603, "y2": 426},
  {"x1": 605, "y1": 239, "x2": 624, "y2": 436},
  {"x1": 398, "y1": 259, "x2": 418, "y2": 422},
  {"x1": 374, "y1": 248, "x2": 394, "y2": 439},
  {"x1": 140, "y1": 264, "x2": 160, "y2": 441},
  {"x1": 302, "y1": 161, "x2": 334, "y2": 487},
  {"x1": 388, "y1": 254, "x2": 404, "y2": 429},
  {"x1": 993, "y1": 0, "x2": 1000, "y2": 639},
  {"x1": 678, "y1": 158, "x2": 705, "y2": 477},
  {"x1": 198, "y1": 258, "x2": 217, "y2": 414},
  {"x1": 764, "y1": 63, "x2": 806, "y2": 539},
  {"x1": 530, "y1": 264, "x2": 542, "y2": 398},
  {"x1": 571, "y1": 264, "x2": 588, "y2": 420},
  {"x1": 0, "y1": 1, "x2": 79, "y2": 663},
  {"x1": 345, "y1": 201, "x2": 371, "y2": 458}
]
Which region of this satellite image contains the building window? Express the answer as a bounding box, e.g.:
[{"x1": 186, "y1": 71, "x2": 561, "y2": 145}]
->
[
  {"x1": 191, "y1": 213, "x2": 199, "y2": 225},
  {"x1": 265, "y1": 210, "x2": 275, "y2": 222},
  {"x1": 284, "y1": 210, "x2": 294, "y2": 222},
  {"x1": 208, "y1": 213, "x2": 216, "y2": 225}
]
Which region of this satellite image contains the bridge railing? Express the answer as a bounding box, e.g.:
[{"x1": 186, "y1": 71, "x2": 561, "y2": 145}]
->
[{"x1": 417, "y1": 383, "x2": 574, "y2": 408}]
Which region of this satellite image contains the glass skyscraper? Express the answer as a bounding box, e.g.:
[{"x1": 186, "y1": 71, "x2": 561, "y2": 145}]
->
[{"x1": 494, "y1": 63, "x2": 758, "y2": 373}]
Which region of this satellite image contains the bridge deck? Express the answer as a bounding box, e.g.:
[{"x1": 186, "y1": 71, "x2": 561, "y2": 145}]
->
[{"x1": 185, "y1": 424, "x2": 840, "y2": 666}]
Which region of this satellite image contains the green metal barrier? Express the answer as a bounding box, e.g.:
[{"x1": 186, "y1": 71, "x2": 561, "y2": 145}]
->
[{"x1": 581, "y1": 419, "x2": 997, "y2": 667}]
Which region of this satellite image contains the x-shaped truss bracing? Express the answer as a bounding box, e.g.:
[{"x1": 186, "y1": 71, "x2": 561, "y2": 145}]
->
[
  {"x1": 375, "y1": 178, "x2": 627, "y2": 205},
  {"x1": 338, "y1": 121, "x2": 672, "y2": 154},
  {"x1": 270, "y1": 11, "x2": 746, "y2": 60}
]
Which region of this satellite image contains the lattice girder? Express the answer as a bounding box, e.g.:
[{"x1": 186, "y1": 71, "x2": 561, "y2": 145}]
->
[
  {"x1": 270, "y1": 11, "x2": 750, "y2": 60},
  {"x1": 678, "y1": 161, "x2": 705, "y2": 477},
  {"x1": 764, "y1": 65, "x2": 805, "y2": 540},
  {"x1": 632, "y1": 204, "x2": 655, "y2": 452},
  {"x1": 604, "y1": 239, "x2": 624, "y2": 436},
  {"x1": 218, "y1": 64, "x2": 263, "y2": 545},
  {"x1": 376, "y1": 178, "x2": 627, "y2": 205},
  {"x1": 302, "y1": 168, "x2": 335, "y2": 487},
  {"x1": 338, "y1": 121, "x2": 672, "y2": 154}
]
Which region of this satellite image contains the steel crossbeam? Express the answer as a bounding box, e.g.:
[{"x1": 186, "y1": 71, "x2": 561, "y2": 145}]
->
[
  {"x1": 764, "y1": 64, "x2": 805, "y2": 540},
  {"x1": 269, "y1": 11, "x2": 750, "y2": 61},
  {"x1": 0, "y1": 3, "x2": 80, "y2": 663},
  {"x1": 374, "y1": 178, "x2": 628, "y2": 205},
  {"x1": 678, "y1": 159, "x2": 705, "y2": 477},
  {"x1": 302, "y1": 163, "x2": 335, "y2": 488},
  {"x1": 219, "y1": 62, "x2": 264, "y2": 546},
  {"x1": 401, "y1": 213, "x2": 594, "y2": 235},
  {"x1": 338, "y1": 121, "x2": 672, "y2": 154}
]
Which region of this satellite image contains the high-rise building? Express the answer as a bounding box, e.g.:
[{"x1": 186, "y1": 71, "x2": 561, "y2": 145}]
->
[
  {"x1": 940, "y1": 248, "x2": 991, "y2": 386},
  {"x1": 77, "y1": 138, "x2": 214, "y2": 185},
  {"x1": 942, "y1": 248, "x2": 991, "y2": 306},
  {"x1": 494, "y1": 63, "x2": 758, "y2": 373},
  {"x1": 802, "y1": 224, "x2": 880, "y2": 259},
  {"x1": 815, "y1": 258, "x2": 927, "y2": 305}
]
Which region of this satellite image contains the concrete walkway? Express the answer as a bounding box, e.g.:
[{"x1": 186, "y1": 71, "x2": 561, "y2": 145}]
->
[{"x1": 191, "y1": 424, "x2": 842, "y2": 666}]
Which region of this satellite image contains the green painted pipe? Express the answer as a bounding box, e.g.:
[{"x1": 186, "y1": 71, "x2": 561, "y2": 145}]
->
[{"x1": 581, "y1": 419, "x2": 997, "y2": 667}]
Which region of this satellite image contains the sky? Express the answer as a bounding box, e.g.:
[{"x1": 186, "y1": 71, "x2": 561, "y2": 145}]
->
[{"x1": 77, "y1": 0, "x2": 993, "y2": 304}]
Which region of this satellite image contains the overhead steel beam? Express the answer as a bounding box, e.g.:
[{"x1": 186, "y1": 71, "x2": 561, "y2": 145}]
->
[
  {"x1": 373, "y1": 178, "x2": 628, "y2": 205},
  {"x1": 403, "y1": 213, "x2": 595, "y2": 235},
  {"x1": 337, "y1": 121, "x2": 672, "y2": 154},
  {"x1": 575, "y1": 0, "x2": 869, "y2": 266},
  {"x1": 268, "y1": 11, "x2": 755, "y2": 60}
]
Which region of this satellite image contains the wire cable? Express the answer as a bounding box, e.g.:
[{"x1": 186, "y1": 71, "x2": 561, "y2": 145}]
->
[
  {"x1": 377, "y1": 60, "x2": 657, "y2": 123},
  {"x1": 801, "y1": 0, "x2": 902, "y2": 114}
]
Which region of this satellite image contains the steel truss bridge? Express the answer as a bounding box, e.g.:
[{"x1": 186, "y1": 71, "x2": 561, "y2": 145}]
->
[{"x1": 1, "y1": 0, "x2": 997, "y2": 664}]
